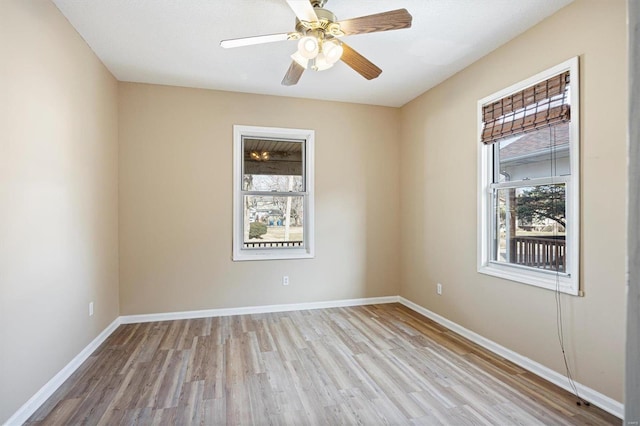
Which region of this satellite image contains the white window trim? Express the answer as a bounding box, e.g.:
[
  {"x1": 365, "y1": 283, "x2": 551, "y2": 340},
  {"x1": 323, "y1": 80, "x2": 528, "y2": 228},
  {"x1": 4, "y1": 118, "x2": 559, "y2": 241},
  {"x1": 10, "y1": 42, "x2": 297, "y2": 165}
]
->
[
  {"x1": 477, "y1": 57, "x2": 581, "y2": 295},
  {"x1": 232, "y1": 125, "x2": 315, "y2": 261}
]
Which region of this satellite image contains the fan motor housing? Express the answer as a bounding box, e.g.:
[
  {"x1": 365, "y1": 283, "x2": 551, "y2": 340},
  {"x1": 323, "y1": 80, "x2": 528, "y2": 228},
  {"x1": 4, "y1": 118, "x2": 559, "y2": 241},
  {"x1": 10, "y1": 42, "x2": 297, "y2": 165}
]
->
[{"x1": 295, "y1": 8, "x2": 338, "y2": 33}]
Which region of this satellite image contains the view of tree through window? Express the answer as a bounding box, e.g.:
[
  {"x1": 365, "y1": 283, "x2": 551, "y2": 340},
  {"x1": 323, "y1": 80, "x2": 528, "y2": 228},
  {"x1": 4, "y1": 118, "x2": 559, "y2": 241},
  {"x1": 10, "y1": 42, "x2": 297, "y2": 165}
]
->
[{"x1": 493, "y1": 122, "x2": 570, "y2": 273}]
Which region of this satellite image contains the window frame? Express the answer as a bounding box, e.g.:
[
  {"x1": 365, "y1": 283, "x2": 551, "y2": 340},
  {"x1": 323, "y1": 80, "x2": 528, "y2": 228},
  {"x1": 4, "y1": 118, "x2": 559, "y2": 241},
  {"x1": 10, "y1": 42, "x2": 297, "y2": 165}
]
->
[
  {"x1": 477, "y1": 57, "x2": 580, "y2": 295},
  {"x1": 232, "y1": 125, "x2": 315, "y2": 261}
]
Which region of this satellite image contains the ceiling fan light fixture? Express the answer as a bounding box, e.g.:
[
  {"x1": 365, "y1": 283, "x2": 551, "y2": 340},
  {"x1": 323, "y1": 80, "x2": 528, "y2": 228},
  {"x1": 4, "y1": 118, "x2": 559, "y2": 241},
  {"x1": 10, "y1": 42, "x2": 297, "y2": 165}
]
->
[
  {"x1": 297, "y1": 36, "x2": 319, "y2": 59},
  {"x1": 250, "y1": 150, "x2": 270, "y2": 161},
  {"x1": 313, "y1": 52, "x2": 333, "y2": 71},
  {"x1": 323, "y1": 39, "x2": 343, "y2": 65}
]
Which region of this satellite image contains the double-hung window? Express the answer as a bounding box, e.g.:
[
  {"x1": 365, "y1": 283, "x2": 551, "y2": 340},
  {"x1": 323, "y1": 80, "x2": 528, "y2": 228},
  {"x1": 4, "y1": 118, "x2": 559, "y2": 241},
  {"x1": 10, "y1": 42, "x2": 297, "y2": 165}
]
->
[
  {"x1": 233, "y1": 125, "x2": 314, "y2": 261},
  {"x1": 478, "y1": 58, "x2": 580, "y2": 295}
]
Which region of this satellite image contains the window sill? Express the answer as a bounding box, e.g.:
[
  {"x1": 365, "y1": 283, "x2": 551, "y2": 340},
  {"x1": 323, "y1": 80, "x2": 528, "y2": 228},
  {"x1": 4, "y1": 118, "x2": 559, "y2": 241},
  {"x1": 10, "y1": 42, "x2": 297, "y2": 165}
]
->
[
  {"x1": 232, "y1": 248, "x2": 314, "y2": 262},
  {"x1": 478, "y1": 262, "x2": 580, "y2": 296}
]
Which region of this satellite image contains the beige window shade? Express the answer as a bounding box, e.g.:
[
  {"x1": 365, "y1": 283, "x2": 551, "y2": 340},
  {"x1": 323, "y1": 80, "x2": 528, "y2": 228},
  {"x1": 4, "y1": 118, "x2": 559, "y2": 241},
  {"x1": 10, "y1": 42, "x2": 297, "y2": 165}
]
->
[{"x1": 481, "y1": 71, "x2": 571, "y2": 145}]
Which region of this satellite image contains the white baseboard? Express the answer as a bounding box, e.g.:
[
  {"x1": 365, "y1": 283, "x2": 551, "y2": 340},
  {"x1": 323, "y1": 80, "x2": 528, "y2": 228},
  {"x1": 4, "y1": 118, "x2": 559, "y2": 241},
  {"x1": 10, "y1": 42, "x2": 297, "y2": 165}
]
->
[
  {"x1": 398, "y1": 296, "x2": 624, "y2": 419},
  {"x1": 119, "y1": 295, "x2": 400, "y2": 324},
  {"x1": 4, "y1": 317, "x2": 122, "y2": 426}
]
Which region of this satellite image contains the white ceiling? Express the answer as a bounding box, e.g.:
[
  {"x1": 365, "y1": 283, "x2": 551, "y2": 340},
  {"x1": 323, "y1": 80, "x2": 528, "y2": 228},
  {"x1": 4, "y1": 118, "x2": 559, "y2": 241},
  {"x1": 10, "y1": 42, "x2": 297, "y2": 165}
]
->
[{"x1": 52, "y1": 0, "x2": 573, "y2": 107}]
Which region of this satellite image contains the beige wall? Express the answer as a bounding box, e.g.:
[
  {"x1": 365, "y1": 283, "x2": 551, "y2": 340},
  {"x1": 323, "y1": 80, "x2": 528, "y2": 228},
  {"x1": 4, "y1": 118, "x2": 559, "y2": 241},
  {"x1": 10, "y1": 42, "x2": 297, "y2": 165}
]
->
[
  {"x1": 118, "y1": 84, "x2": 400, "y2": 315},
  {"x1": 1, "y1": 0, "x2": 627, "y2": 420},
  {"x1": 399, "y1": 0, "x2": 627, "y2": 402},
  {"x1": 627, "y1": 0, "x2": 640, "y2": 417},
  {"x1": 0, "y1": 1, "x2": 119, "y2": 422}
]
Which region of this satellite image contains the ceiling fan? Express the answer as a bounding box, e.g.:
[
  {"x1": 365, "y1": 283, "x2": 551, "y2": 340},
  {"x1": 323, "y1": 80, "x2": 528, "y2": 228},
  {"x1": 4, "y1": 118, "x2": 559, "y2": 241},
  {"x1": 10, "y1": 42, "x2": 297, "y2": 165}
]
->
[{"x1": 220, "y1": 0, "x2": 412, "y2": 86}]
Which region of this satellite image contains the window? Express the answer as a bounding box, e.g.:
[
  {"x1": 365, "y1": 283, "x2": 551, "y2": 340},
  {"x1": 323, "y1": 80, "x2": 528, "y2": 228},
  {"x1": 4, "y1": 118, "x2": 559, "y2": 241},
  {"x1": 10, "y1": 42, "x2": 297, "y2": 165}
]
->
[
  {"x1": 478, "y1": 58, "x2": 580, "y2": 295},
  {"x1": 233, "y1": 125, "x2": 314, "y2": 261}
]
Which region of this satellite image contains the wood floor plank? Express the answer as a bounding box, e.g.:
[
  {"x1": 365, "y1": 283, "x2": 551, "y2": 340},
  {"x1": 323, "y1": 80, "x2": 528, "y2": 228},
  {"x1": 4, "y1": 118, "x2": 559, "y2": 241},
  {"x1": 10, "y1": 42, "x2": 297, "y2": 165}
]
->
[
  {"x1": 64, "y1": 372, "x2": 126, "y2": 424},
  {"x1": 26, "y1": 303, "x2": 620, "y2": 425},
  {"x1": 155, "y1": 349, "x2": 190, "y2": 409},
  {"x1": 175, "y1": 380, "x2": 204, "y2": 425},
  {"x1": 201, "y1": 343, "x2": 225, "y2": 400},
  {"x1": 201, "y1": 397, "x2": 226, "y2": 425},
  {"x1": 102, "y1": 367, "x2": 138, "y2": 411},
  {"x1": 25, "y1": 397, "x2": 82, "y2": 425},
  {"x1": 158, "y1": 320, "x2": 185, "y2": 350},
  {"x1": 281, "y1": 358, "x2": 332, "y2": 424}
]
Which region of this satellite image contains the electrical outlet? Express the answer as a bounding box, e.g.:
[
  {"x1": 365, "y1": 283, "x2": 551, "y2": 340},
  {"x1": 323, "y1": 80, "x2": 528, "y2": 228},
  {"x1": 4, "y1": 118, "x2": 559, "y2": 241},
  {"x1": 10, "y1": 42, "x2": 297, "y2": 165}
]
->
[
  {"x1": 436, "y1": 283, "x2": 442, "y2": 295},
  {"x1": 282, "y1": 276, "x2": 289, "y2": 286},
  {"x1": 89, "y1": 302, "x2": 94, "y2": 316}
]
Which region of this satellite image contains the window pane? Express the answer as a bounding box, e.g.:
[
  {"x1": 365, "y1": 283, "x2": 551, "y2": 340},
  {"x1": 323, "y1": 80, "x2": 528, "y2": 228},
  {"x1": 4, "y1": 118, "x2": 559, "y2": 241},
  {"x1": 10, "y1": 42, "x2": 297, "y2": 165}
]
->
[
  {"x1": 494, "y1": 184, "x2": 566, "y2": 272},
  {"x1": 243, "y1": 138, "x2": 304, "y2": 191},
  {"x1": 496, "y1": 122, "x2": 570, "y2": 182},
  {"x1": 243, "y1": 195, "x2": 304, "y2": 248},
  {"x1": 243, "y1": 174, "x2": 304, "y2": 192}
]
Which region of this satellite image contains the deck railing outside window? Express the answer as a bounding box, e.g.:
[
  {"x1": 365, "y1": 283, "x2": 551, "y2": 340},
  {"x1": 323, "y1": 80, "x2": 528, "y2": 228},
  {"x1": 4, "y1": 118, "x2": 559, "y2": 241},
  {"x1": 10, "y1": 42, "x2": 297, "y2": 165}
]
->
[
  {"x1": 513, "y1": 236, "x2": 566, "y2": 272},
  {"x1": 243, "y1": 241, "x2": 303, "y2": 249}
]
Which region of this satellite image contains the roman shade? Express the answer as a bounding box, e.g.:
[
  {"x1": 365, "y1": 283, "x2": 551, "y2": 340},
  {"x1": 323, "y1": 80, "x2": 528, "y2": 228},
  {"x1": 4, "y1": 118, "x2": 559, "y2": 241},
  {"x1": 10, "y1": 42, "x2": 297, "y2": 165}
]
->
[{"x1": 481, "y1": 71, "x2": 571, "y2": 145}]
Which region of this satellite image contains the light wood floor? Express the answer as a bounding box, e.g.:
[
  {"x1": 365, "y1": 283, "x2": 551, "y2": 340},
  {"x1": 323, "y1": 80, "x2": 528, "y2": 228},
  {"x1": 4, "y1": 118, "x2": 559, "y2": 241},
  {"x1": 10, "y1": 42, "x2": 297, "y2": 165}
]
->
[{"x1": 26, "y1": 304, "x2": 619, "y2": 425}]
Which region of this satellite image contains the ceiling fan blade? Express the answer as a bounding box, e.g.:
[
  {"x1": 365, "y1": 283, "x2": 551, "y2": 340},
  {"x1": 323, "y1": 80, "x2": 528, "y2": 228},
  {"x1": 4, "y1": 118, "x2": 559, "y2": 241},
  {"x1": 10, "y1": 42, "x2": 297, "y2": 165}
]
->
[
  {"x1": 340, "y1": 43, "x2": 382, "y2": 80},
  {"x1": 220, "y1": 33, "x2": 294, "y2": 49},
  {"x1": 337, "y1": 9, "x2": 412, "y2": 36},
  {"x1": 282, "y1": 61, "x2": 305, "y2": 86},
  {"x1": 286, "y1": 0, "x2": 318, "y2": 23}
]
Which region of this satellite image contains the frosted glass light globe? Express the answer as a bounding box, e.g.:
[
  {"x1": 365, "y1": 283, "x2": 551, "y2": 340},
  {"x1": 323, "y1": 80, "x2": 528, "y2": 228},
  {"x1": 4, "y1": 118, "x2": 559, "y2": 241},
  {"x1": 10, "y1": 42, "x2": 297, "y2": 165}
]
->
[{"x1": 297, "y1": 36, "x2": 319, "y2": 59}]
